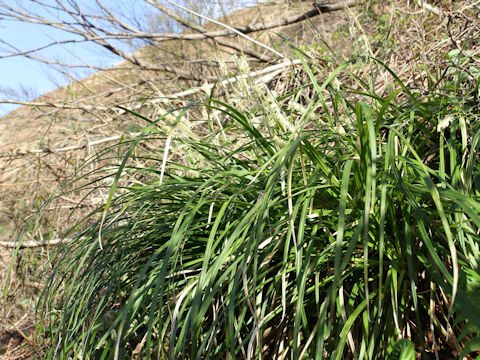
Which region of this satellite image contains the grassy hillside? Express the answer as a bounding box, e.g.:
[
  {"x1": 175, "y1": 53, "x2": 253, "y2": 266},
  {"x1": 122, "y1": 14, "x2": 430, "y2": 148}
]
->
[
  {"x1": 1, "y1": 0, "x2": 479, "y2": 358},
  {"x1": 0, "y1": 1, "x2": 351, "y2": 238}
]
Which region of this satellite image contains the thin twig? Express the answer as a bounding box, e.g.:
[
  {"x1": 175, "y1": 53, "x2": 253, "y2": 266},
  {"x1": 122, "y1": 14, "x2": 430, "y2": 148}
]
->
[
  {"x1": 145, "y1": 0, "x2": 273, "y2": 62},
  {"x1": 166, "y1": 0, "x2": 285, "y2": 58},
  {"x1": 0, "y1": 238, "x2": 76, "y2": 249},
  {"x1": 5, "y1": 319, "x2": 34, "y2": 346},
  {"x1": 163, "y1": 58, "x2": 302, "y2": 99},
  {"x1": 0, "y1": 60, "x2": 301, "y2": 151},
  {"x1": 0, "y1": 2, "x2": 357, "y2": 58},
  {"x1": 0, "y1": 133, "x2": 141, "y2": 158}
]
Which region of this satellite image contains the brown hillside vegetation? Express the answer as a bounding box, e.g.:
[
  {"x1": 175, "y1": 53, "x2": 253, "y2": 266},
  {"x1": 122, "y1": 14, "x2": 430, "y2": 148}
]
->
[
  {"x1": 0, "y1": 0, "x2": 479, "y2": 358},
  {"x1": 0, "y1": 1, "x2": 352, "y2": 236}
]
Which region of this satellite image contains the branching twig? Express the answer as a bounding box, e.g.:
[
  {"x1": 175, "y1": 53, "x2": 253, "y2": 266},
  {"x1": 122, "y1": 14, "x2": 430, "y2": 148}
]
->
[
  {"x1": 0, "y1": 59, "x2": 301, "y2": 132},
  {"x1": 164, "y1": 58, "x2": 302, "y2": 99},
  {"x1": 165, "y1": 0, "x2": 285, "y2": 58},
  {"x1": 0, "y1": 2, "x2": 357, "y2": 55},
  {"x1": 145, "y1": 0, "x2": 273, "y2": 62}
]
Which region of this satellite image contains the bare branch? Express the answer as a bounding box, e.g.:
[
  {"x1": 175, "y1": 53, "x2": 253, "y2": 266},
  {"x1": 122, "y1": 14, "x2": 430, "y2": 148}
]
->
[
  {"x1": 164, "y1": 58, "x2": 302, "y2": 99},
  {"x1": 165, "y1": 0, "x2": 285, "y2": 58},
  {"x1": 0, "y1": 58, "x2": 301, "y2": 121},
  {"x1": 313, "y1": 0, "x2": 358, "y2": 11},
  {"x1": 146, "y1": 0, "x2": 273, "y2": 62},
  {"x1": 0, "y1": 238, "x2": 75, "y2": 248},
  {"x1": 0, "y1": 1, "x2": 357, "y2": 45},
  {"x1": 0, "y1": 132, "x2": 142, "y2": 158},
  {"x1": 0, "y1": 99, "x2": 110, "y2": 111}
]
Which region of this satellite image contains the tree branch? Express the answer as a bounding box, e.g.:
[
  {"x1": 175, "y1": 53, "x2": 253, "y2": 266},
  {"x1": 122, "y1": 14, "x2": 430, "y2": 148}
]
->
[
  {"x1": 0, "y1": 238, "x2": 75, "y2": 248},
  {"x1": 145, "y1": 0, "x2": 273, "y2": 62},
  {"x1": 1, "y1": 1, "x2": 358, "y2": 44},
  {"x1": 0, "y1": 58, "x2": 301, "y2": 122},
  {"x1": 165, "y1": 0, "x2": 284, "y2": 58}
]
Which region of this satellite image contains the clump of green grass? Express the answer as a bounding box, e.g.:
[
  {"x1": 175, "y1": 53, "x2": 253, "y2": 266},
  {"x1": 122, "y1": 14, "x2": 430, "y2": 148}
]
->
[{"x1": 36, "y1": 56, "x2": 480, "y2": 359}]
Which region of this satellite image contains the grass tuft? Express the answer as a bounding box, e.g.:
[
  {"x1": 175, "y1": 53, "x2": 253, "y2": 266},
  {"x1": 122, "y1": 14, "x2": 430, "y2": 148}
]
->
[{"x1": 36, "y1": 55, "x2": 480, "y2": 359}]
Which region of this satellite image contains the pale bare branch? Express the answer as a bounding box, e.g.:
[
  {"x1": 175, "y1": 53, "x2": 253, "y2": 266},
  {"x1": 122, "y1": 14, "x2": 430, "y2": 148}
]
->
[{"x1": 0, "y1": 238, "x2": 75, "y2": 248}]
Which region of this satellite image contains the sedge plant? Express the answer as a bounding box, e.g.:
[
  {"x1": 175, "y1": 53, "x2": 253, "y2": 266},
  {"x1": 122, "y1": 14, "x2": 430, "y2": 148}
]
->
[{"x1": 35, "y1": 56, "x2": 480, "y2": 359}]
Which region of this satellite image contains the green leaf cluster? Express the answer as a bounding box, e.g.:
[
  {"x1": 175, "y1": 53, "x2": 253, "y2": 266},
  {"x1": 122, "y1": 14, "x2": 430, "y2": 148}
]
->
[{"x1": 38, "y1": 57, "x2": 480, "y2": 359}]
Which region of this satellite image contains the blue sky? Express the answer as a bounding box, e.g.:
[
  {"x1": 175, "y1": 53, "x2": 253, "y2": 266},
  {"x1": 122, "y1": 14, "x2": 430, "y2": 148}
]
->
[
  {"x1": 0, "y1": 0, "x2": 258, "y2": 116},
  {"x1": 0, "y1": 0, "x2": 126, "y2": 116},
  {"x1": 0, "y1": 21, "x2": 120, "y2": 115}
]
